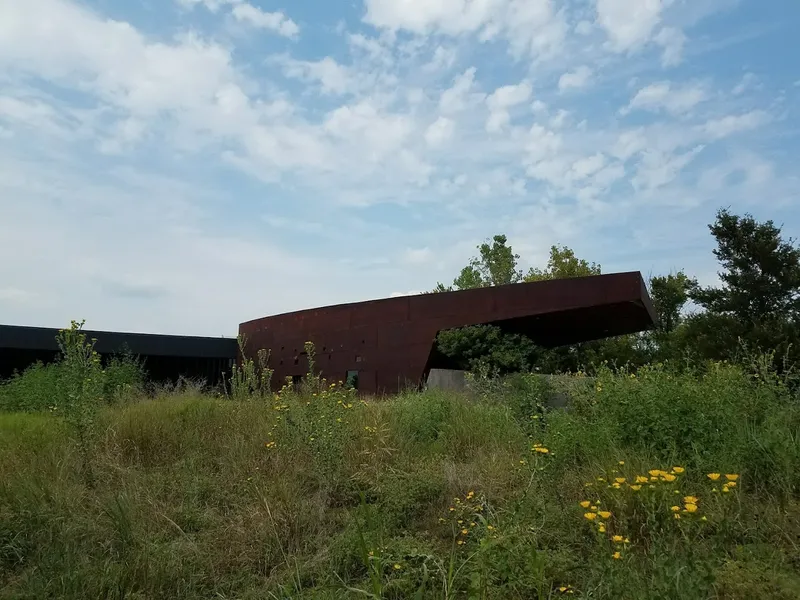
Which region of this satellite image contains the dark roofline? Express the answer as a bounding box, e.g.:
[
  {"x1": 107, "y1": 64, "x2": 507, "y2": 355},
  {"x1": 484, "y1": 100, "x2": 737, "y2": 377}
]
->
[{"x1": 0, "y1": 324, "x2": 238, "y2": 359}]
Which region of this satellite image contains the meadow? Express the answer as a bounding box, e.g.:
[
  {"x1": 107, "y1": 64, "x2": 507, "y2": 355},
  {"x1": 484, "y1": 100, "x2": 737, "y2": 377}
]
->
[{"x1": 1, "y1": 338, "x2": 800, "y2": 599}]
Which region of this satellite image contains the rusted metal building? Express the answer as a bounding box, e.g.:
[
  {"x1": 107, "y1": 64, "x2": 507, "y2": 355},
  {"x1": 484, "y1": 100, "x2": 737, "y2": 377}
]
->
[{"x1": 238, "y1": 271, "x2": 657, "y2": 395}]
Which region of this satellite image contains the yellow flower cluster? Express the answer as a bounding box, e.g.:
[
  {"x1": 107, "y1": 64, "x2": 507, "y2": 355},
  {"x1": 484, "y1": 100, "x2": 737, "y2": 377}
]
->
[
  {"x1": 581, "y1": 499, "x2": 632, "y2": 558},
  {"x1": 586, "y1": 465, "x2": 686, "y2": 493},
  {"x1": 531, "y1": 442, "x2": 550, "y2": 454},
  {"x1": 444, "y1": 491, "x2": 492, "y2": 546},
  {"x1": 708, "y1": 473, "x2": 739, "y2": 493},
  {"x1": 557, "y1": 584, "x2": 576, "y2": 594}
]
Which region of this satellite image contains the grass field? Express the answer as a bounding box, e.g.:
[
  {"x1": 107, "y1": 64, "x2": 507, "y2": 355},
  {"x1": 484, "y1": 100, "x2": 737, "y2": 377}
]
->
[{"x1": 1, "y1": 361, "x2": 800, "y2": 599}]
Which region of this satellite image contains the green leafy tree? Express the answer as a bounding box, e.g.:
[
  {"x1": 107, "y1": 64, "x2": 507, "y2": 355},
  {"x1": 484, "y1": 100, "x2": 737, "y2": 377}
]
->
[
  {"x1": 680, "y1": 209, "x2": 800, "y2": 365},
  {"x1": 690, "y1": 209, "x2": 800, "y2": 323},
  {"x1": 432, "y1": 235, "x2": 534, "y2": 374},
  {"x1": 524, "y1": 245, "x2": 601, "y2": 281},
  {"x1": 649, "y1": 271, "x2": 696, "y2": 334}
]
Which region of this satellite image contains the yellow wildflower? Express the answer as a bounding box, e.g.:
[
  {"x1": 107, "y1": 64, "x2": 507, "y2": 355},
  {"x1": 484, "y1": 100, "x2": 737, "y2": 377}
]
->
[
  {"x1": 580, "y1": 500, "x2": 591, "y2": 508},
  {"x1": 725, "y1": 481, "x2": 737, "y2": 488},
  {"x1": 722, "y1": 486, "x2": 731, "y2": 493},
  {"x1": 662, "y1": 474, "x2": 677, "y2": 482},
  {"x1": 615, "y1": 477, "x2": 626, "y2": 484},
  {"x1": 684, "y1": 503, "x2": 698, "y2": 513},
  {"x1": 649, "y1": 469, "x2": 663, "y2": 477},
  {"x1": 618, "y1": 461, "x2": 625, "y2": 465},
  {"x1": 584, "y1": 512, "x2": 598, "y2": 521},
  {"x1": 630, "y1": 485, "x2": 642, "y2": 491},
  {"x1": 612, "y1": 551, "x2": 621, "y2": 559},
  {"x1": 598, "y1": 524, "x2": 606, "y2": 533},
  {"x1": 612, "y1": 535, "x2": 624, "y2": 543},
  {"x1": 635, "y1": 476, "x2": 649, "y2": 484},
  {"x1": 393, "y1": 564, "x2": 402, "y2": 570},
  {"x1": 598, "y1": 511, "x2": 612, "y2": 519},
  {"x1": 671, "y1": 467, "x2": 685, "y2": 474},
  {"x1": 683, "y1": 496, "x2": 699, "y2": 504},
  {"x1": 534, "y1": 447, "x2": 550, "y2": 454},
  {"x1": 671, "y1": 506, "x2": 681, "y2": 512},
  {"x1": 674, "y1": 513, "x2": 681, "y2": 520},
  {"x1": 725, "y1": 474, "x2": 739, "y2": 481},
  {"x1": 461, "y1": 529, "x2": 468, "y2": 535},
  {"x1": 707, "y1": 473, "x2": 721, "y2": 481}
]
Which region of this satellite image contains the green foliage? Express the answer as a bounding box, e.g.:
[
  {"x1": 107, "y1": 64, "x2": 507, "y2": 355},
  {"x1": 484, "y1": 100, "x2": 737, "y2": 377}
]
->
[
  {"x1": 435, "y1": 325, "x2": 539, "y2": 374},
  {"x1": 1, "y1": 364, "x2": 800, "y2": 598},
  {"x1": 690, "y1": 208, "x2": 800, "y2": 322},
  {"x1": 229, "y1": 333, "x2": 273, "y2": 401},
  {"x1": 55, "y1": 319, "x2": 104, "y2": 487},
  {"x1": 524, "y1": 244, "x2": 601, "y2": 282},
  {"x1": 0, "y1": 328, "x2": 146, "y2": 414},
  {"x1": 649, "y1": 271, "x2": 696, "y2": 334}
]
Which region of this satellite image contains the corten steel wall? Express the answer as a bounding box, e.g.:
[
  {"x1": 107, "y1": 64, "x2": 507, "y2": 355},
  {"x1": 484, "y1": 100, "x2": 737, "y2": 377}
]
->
[{"x1": 239, "y1": 271, "x2": 657, "y2": 396}]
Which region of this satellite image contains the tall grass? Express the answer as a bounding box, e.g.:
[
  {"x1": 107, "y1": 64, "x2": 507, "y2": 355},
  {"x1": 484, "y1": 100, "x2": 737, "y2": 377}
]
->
[{"x1": 1, "y1": 355, "x2": 799, "y2": 598}]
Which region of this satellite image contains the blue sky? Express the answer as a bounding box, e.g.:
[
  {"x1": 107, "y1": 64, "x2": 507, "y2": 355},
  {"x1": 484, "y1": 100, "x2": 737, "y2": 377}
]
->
[{"x1": 1, "y1": 0, "x2": 798, "y2": 337}]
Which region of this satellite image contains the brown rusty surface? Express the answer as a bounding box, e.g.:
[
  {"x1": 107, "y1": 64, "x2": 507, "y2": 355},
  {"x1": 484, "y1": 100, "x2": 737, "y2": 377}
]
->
[{"x1": 239, "y1": 271, "x2": 657, "y2": 395}]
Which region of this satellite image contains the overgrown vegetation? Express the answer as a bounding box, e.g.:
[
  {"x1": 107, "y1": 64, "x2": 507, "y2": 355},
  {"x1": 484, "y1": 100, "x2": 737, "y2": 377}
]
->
[{"x1": 1, "y1": 337, "x2": 799, "y2": 598}]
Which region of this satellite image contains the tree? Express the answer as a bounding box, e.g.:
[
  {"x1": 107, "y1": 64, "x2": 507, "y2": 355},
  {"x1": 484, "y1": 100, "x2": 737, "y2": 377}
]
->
[
  {"x1": 680, "y1": 209, "x2": 800, "y2": 365},
  {"x1": 433, "y1": 234, "x2": 523, "y2": 292},
  {"x1": 432, "y1": 235, "x2": 532, "y2": 374},
  {"x1": 689, "y1": 208, "x2": 800, "y2": 323},
  {"x1": 524, "y1": 245, "x2": 601, "y2": 282},
  {"x1": 649, "y1": 271, "x2": 696, "y2": 334}
]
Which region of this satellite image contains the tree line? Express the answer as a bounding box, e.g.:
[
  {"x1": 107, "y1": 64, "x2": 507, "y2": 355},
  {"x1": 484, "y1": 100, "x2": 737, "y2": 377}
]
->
[{"x1": 430, "y1": 208, "x2": 800, "y2": 375}]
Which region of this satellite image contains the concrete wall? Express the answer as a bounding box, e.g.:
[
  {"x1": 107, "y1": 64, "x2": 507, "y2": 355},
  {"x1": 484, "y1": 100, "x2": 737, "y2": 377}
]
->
[{"x1": 426, "y1": 369, "x2": 468, "y2": 391}]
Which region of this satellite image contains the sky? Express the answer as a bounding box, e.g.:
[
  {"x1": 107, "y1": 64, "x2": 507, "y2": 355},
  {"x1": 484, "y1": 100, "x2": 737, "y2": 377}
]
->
[{"x1": 1, "y1": 0, "x2": 798, "y2": 337}]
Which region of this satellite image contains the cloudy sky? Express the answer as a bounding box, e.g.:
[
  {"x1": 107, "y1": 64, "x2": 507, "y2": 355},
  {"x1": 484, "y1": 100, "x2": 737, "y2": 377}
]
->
[{"x1": 1, "y1": 0, "x2": 798, "y2": 337}]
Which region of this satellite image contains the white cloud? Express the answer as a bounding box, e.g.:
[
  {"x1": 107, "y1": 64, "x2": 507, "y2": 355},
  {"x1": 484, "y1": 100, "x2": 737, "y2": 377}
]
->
[
  {"x1": 623, "y1": 81, "x2": 708, "y2": 115},
  {"x1": 700, "y1": 110, "x2": 769, "y2": 140},
  {"x1": 575, "y1": 20, "x2": 593, "y2": 35},
  {"x1": 732, "y1": 72, "x2": 758, "y2": 96},
  {"x1": 611, "y1": 128, "x2": 647, "y2": 161},
  {"x1": 425, "y1": 116, "x2": 455, "y2": 146},
  {"x1": 571, "y1": 153, "x2": 607, "y2": 179},
  {"x1": 440, "y1": 67, "x2": 482, "y2": 113},
  {"x1": 229, "y1": 3, "x2": 299, "y2": 37},
  {"x1": 485, "y1": 81, "x2": 532, "y2": 132},
  {"x1": 363, "y1": 0, "x2": 567, "y2": 59},
  {"x1": 558, "y1": 66, "x2": 592, "y2": 92},
  {"x1": 654, "y1": 27, "x2": 686, "y2": 67},
  {"x1": 596, "y1": 0, "x2": 666, "y2": 52},
  {"x1": 423, "y1": 45, "x2": 457, "y2": 72},
  {"x1": 282, "y1": 56, "x2": 353, "y2": 95},
  {"x1": 632, "y1": 145, "x2": 705, "y2": 191},
  {"x1": 178, "y1": 0, "x2": 299, "y2": 37}
]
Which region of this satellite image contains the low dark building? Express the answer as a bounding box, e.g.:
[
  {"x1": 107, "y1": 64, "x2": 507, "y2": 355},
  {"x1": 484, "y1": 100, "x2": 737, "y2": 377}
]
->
[
  {"x1": 0, "y1": 325, "x2": 237, "y2": 386},
  {"x1": 239, "y1": 271, "x2": 657, "y2": 395}
]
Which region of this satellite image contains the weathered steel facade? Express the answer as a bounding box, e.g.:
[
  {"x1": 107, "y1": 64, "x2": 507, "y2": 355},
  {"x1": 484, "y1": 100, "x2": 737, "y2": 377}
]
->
[{"x1": 239, "y1": 271, "x2": 657, "y2": 395}]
